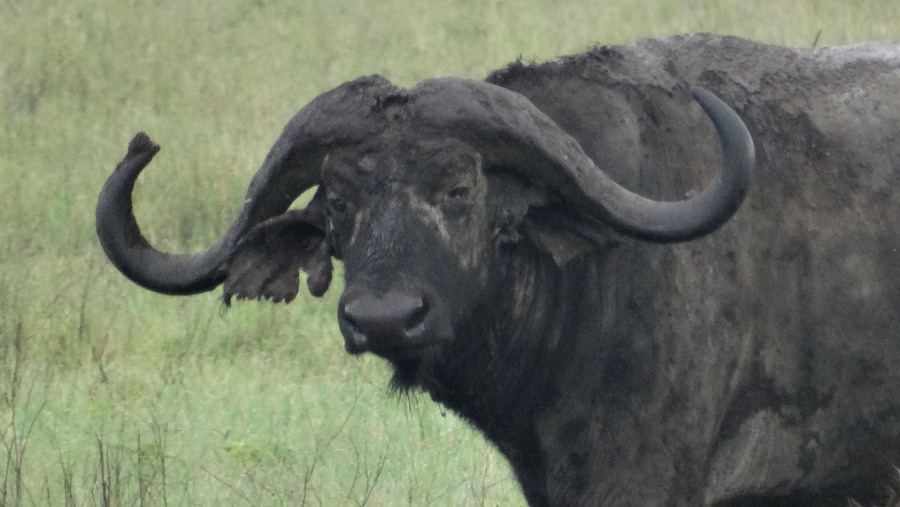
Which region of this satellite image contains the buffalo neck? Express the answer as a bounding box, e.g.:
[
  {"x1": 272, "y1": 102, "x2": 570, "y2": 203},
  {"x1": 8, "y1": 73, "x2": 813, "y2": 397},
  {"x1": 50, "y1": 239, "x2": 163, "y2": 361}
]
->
[{"x1": 418, "y1": 239, "x2": 642, "y2": 505}]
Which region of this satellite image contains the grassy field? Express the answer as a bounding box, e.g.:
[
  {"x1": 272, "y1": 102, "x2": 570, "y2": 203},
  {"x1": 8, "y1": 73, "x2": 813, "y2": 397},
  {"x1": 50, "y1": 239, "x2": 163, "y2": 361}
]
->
[{"x1": 1, "y1": 0, "x2": 898, "y2": 505}]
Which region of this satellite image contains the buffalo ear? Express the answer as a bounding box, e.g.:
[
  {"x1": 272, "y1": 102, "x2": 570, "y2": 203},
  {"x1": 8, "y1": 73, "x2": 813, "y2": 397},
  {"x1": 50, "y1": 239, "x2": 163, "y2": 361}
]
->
[
  {"x1": 488, "y1": 172, "x2": 616, "y2": 267},
  {"x1": 488, "y1": 172, "x2": 546, "y2": 244},
  {"x1": 522, "y1": 210, "x2": 614, "y2": 267},
  {"x1": 224, "y1": 204, "x2": 332, "y2": 305}
]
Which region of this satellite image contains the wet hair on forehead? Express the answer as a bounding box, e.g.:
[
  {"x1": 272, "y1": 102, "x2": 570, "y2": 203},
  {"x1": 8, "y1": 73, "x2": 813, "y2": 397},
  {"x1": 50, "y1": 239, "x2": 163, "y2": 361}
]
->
[
  {"x1": 325, "y1": 136, "x2": 482, "y2": 179},
  {"x1": 327, "y1": 134, "x2": 476, "y2": 160},
  {"x1": 397, "y1": 137, "x2": 482, "y2": 170}
]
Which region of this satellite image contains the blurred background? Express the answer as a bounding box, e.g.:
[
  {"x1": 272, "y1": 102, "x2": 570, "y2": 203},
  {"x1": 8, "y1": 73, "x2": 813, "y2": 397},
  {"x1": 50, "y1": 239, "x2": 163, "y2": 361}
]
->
[{"x1": 1, "y1": 0, "x2": 897, "y2": 504}]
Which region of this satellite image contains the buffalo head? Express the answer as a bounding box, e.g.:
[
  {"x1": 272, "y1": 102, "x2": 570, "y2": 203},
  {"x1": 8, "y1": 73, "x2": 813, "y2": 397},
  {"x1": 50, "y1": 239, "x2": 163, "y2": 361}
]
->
[{"x1": 96, "y1": 75, "x2": 752, "y2": 378}]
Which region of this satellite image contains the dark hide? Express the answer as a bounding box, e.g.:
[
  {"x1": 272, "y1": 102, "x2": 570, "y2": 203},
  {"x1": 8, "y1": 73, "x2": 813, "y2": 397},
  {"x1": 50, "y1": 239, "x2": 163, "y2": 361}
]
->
[
  {"x1": 97, "y1": 34, "x2": 900, "y2": 506},
  {"x1": 467, "y1": 34, "x2": 900, "y2": 506}
]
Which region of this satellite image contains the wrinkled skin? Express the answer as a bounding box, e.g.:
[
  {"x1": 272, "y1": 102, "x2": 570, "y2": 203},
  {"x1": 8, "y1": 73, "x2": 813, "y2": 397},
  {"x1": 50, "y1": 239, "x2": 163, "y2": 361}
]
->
[
  {"x1": 96, "y1": 34, "x2": 900, "y2": 506},
  {"x1": 324, "y1": 136, "x2": 493, "y2": 362}
]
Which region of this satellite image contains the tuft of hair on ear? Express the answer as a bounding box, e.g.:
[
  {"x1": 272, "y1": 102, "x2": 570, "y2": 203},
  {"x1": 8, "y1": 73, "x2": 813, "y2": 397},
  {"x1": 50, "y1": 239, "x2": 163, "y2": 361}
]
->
[
  {"x1": 487, "y1": 170, "x2": 547, "y2": 244},
  {"x1": 495, "y1": 209, "x2": 524, "y2": 244},
  {"x1": 222, "y1": 209, "x2": 333, "y2": 305}
]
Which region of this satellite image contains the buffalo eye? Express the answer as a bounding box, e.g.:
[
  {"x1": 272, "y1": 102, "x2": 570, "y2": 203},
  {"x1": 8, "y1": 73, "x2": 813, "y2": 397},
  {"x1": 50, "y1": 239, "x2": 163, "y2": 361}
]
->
[
  {"x1": 328, "y1": 197, "x2": 348, "y2": 215},
  {"x1": 448, "y1": 186, "x2": 471, "y2": 200}
]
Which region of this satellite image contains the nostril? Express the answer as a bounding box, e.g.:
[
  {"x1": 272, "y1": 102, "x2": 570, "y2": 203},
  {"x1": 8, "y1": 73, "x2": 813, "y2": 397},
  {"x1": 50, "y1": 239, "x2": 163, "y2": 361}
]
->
[
  {"x1": 342, "y1": 309, "x2": 361, "y2": 333},
  {"x1": 404, "y1": 299, "x2": 429, "y2": 333}
]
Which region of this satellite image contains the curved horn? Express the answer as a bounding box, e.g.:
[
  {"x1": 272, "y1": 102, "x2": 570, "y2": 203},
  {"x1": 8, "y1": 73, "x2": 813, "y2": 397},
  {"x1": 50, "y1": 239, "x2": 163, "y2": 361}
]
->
[
  {"x1": 96, "y1": 75, "x2": 401, "y2": 294},
  {"x1": 408, "y1": 79, "x2": 754, "y2": 243}
]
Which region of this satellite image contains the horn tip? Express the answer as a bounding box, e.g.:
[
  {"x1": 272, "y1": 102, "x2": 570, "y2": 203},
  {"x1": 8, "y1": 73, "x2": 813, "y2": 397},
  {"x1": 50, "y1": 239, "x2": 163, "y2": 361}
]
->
[{"x1": 127, "y1": 132, "x2": 161, "y2": 157}]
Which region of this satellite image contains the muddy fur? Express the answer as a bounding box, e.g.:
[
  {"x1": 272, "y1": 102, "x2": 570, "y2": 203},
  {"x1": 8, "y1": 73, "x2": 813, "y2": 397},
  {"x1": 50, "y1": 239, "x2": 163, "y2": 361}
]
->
[{"x1": 97, "y1": 34, "x2": 900, "y2": 506}]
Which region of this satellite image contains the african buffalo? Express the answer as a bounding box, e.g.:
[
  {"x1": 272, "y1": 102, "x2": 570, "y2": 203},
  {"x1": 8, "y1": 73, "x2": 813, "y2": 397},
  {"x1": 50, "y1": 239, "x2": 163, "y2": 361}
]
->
[{"x1": 96, "y1": 33, "x2": 900, "y2": 506}]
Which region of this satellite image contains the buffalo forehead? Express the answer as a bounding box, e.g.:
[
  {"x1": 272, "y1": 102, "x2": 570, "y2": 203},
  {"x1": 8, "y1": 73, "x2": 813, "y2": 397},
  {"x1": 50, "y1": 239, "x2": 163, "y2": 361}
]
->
[{"x1": 325, "y1": 134, "x2": 480, "y2": 184}]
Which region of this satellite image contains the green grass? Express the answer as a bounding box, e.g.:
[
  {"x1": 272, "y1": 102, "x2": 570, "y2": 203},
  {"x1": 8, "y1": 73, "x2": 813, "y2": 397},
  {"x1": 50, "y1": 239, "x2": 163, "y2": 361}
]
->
[{"x1": 1, "y1": 0, "x2": 898, "y2": 504}]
